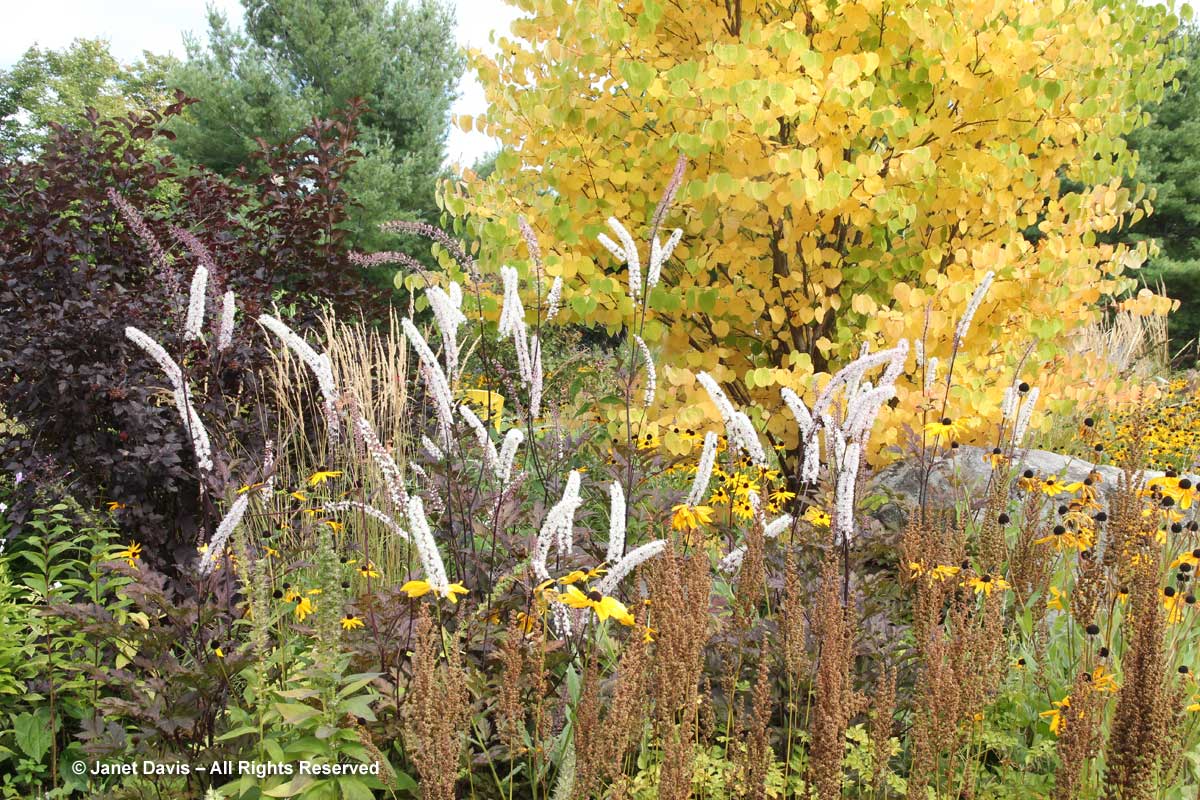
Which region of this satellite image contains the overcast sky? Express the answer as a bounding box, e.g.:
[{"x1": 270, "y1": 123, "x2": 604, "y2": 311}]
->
[{"x1": 1, "y1": 0, "x2": 521, "y2": 166}]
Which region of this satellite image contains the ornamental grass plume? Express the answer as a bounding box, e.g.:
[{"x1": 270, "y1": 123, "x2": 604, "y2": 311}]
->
[{"x1": 406, "y1": 608, "x2": 469, "y2": 800}]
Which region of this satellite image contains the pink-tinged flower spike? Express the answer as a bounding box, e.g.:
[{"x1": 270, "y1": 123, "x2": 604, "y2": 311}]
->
[
  {"x1": 545, "y1": 276, "x2": 563, "y2": 322},
  {"x1": 198, "y1": 492, "x2": 250, "y2": 575},
  {"x1": 596, "y1": 539, "x2": 666, "y2": 597},
  {"x1": 687, "y1": 432, "x2": 719, "y2": 507},
  {"x1": 258, "y1": 314, "x2": 341, "y2": 441},
  {"x1": 460, "y1": 404, "x2": 499, "y2": 470},
  {"x1": 356, "y1": 415, "x2": 408, "y2": 510},
  {"x1": 597, "y1": 217, "x2": 642, "y2": 299},
  {"x1": 606, "y1": 480, "x2": 626, "y2": 565},
  {"x1": 217, "y1": 291, "x2": 235, "y2": 351},
  {"x1": 324, "y1": 501, "x2": 409, "y2": 540},
  {"x1": 634, "y1": 335, "x2": 655, "y2": 408},
  {"x1": 184, "y1": 265, "x2": 208, "y2": 341},
  {"x1": 955, "y1": 271, "x2": 994, "y2": 346},
  {"x1": 1013, "y1": 386, "x2": 1039, "y2": 448},
  {"x1": 497, "y1": 428, "x2": 524, "y2": 484},
  {"x1": 696, "y1": 372, "x2": 767, "y2": 466},
  {"x1": 406, "y1": 495, "x2": 450, "y2": 592}
]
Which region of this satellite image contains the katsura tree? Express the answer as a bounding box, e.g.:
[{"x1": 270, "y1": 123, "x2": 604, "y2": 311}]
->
[{"x1": 446, "y1": 0, "x2": 1184, "y2": 465}]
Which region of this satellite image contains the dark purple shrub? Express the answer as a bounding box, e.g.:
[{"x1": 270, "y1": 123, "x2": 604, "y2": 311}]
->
[{"x1": 0, "y1": 93, "x2": 375, "y2": 566}]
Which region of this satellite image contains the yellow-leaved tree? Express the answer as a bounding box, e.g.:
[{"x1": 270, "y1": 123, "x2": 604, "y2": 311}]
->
[{"x1": 443, "y1": 0, "x2": 1183, "y2": 464}]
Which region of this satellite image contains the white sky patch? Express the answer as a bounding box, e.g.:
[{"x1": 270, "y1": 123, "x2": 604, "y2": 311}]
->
[{"x1": 2, "y1": 0, "x2": 520, "y2": 167}]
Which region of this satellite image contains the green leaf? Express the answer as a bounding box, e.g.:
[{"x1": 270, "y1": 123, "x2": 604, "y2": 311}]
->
[
  {"x1": 619, "y1": 61, "x2": 655, "y2": 93},
  {"x1": 273, "y1": 702, "x2": 320, "y2": 726},
  {"x1": 261, "y1": 774, "x2": 317, "y2": 797},
  {"x1": 13, "y1": 711, "x2": 52, "y2": 762},
  {"x1": 337, "y1": 777, "x2": 375, "y2": 800}
]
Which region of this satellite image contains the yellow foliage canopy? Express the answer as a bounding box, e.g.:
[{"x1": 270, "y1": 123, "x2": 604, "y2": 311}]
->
[{"x1": 444, "y1": 0, "x2": 1182, "y2": 461}]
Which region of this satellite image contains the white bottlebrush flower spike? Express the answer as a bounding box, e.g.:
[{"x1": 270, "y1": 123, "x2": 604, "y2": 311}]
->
[
  {"x1": 460, "y1": 404, "x2": 499, "y2": 469},
  {"x1": 217, "y1": 290, "x2": 235, "y2": 351},
  {"x1": 596, "y1": 539, "x2": 666, "y2": 597},
  {"x1": 606, "y1": 480, "x2": 626, "y2": 566},
  {"x1": 356, "y1": 415, "x2": 408, "y2": 510},
  {"x1": 401, "y1": 318, "x2": 455, "y2": 442},
  {"x1": 597, "y1": 217, "x2": 642, "y2": 299},
  {"x1": 497, "y1": 428, "x2": 524, "y2": 484},
  {"x1": 696, "y1": 372, "x2": 767, "y2": 465},
  {"x1": 532, "y1": 470, "x2": 583, "y2": 583},
  {"x1": 407, "y1": 495, "x2": 450, "y2": 593},
  {"x1": 425, "y1": 281, "x2": 467, "y2": 381},
  {"x1": 687, "y1": 432, "x2": 719, "y2": 507},
  {"x1": 545, "y1": 275, "x2": 563, "y2": 322},
  {"x1": 198, "y1": 492, "x2": 250, "y2": 575},
  {"x1": 634, "y1": 334, "x2": 655, "y2": 408},
  {"x1": 955, "y1": 270, "x2": 994, "y2": 345},
  {"x1": 125, "y1": 326, "x2": 183, "y2": 388},
  {"x1": 258, "y1": 314, "x2": 340, "y2": 441},
  {"x1": 184, "y1": 265, "x2": 208, "y2": 341},
  {"x1": 324, "y1": 501, "x2": 409, "y2": 540},
  {"x1": 1013, "y1": 386, "x2": 1039, "y2": 447},
  {"x1": 125, "y1": 326, "x2": 213, "y2": 472}
]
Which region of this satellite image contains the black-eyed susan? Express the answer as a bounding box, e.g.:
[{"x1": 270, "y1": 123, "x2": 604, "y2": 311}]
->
[
  {"x1": 341, "y1": 615, "x2": 365, "y2": 631},
  {"x1": 400, "y1": 579, "x2": 469, "y2": 603},
  {"x1": 962, "y1": 573, "x2": 1011, "y2": 597},
  {"x1": 556, "y1": 585, "x2": 635, "y2": 626},
  {"x1": 115, "y1": 541, "x2": 142, "y2": 569},
  {"x1": 908, "y1": 562, "x2": 960, "y2": 582},
  {"x1": 1048, "y1": 585, "x2": 1067, "y2": 611},
  {"x1": 307, "y1": 470, "x2": 343, "y2": 487},
  {"x1": 106, "y1": 501, "x2": 127, "y2": 511},
  {"x1": 294, "y1": 595, "x2": 315, "y2": 622},
  {"x1": 924, "y1": 417, "x2": 966, "y2": 439},
  {"x1": 1163, "y1": 585, "x2": 1186, "y2": 624},
  {"x1": 1041, "y1": 696, "x2": 1070, "y2": 735},
  {"x1": 357, "y1": 562, "x2": 381, "y2": 579},
  {"x1": 671, "y1": 504, "x2": 715, "y2": 532},
  {"x1": 802, "y1": 506, "x2": 831, "y2": 528}
]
